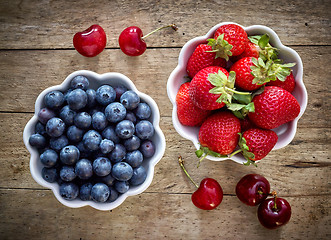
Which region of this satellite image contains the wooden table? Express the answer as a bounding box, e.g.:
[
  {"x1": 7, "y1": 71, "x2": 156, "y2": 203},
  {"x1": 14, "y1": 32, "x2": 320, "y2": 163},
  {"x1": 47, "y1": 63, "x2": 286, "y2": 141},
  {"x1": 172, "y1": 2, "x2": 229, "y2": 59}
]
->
[{"x1": 0, "y1": 0, "x2": 330, "y2": 239}]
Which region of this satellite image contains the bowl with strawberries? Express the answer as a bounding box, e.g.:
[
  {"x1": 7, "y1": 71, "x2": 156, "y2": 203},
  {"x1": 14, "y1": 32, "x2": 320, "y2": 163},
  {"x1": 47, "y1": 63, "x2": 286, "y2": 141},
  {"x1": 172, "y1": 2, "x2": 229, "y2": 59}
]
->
[{"x1": 167, "y1": 22, "x2": 307, "y2": 165}]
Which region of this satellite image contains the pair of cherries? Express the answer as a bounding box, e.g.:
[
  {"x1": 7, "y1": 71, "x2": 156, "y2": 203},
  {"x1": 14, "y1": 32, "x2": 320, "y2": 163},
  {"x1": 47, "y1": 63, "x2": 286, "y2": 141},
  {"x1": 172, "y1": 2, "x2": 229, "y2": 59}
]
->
[
  {"x1": 179, "y1": 157, "x2": 291, "y2": 229},
  {"x1": 73, "y1": 24, "x2": 177, "y2": 57}
]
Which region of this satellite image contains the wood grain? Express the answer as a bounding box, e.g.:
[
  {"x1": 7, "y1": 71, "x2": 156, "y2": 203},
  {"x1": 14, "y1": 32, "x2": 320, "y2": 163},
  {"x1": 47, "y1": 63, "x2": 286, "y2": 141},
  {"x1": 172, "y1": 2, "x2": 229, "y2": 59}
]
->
[{"x1": 0, "y1": 0, "x2": 330, "y2": 49}]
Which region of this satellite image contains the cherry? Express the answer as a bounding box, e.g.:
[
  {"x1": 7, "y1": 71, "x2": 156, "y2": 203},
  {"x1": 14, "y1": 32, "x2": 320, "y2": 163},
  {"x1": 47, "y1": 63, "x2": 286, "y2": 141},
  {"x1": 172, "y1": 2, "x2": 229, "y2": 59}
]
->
[
  {"x1": 257, "y1": 191, "x2": 291, "y2": 229},
  {"x1": 73, "y1": 24, "x2": 107, "y2": 57},
  {"x1": 178, "y1": 156, "x2": 223, "y2": 210},
  {"x1": 118, "y1": 24, "x2": 178, "y2": 56},
  {"x1": 236, "y1": 174, "x2": 270, "y2": 206}
]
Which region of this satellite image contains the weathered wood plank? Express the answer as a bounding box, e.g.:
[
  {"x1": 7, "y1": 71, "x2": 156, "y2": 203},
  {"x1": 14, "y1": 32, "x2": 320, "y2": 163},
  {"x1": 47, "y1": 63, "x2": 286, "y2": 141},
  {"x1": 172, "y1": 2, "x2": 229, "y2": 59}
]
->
[
  {"x1": 0, "y1": 0, "x2": 330, "y2": 49},
  {"x1": 1, "y1": 112, "x2": 330, "y2": 196},
  {"x1": 0, "y1": 47, "x2": 330, "y2": 127},
  {"x1": 0, "y1": 189, "x2": 329, "y2": 240}
]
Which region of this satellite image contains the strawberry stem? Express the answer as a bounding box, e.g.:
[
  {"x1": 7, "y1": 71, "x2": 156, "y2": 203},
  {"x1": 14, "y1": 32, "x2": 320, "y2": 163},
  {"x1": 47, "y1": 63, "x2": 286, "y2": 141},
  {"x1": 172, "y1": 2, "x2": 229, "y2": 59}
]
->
[
  {"x1": 178, "y1": 156, "x2": 199, "y2": 188},
  {"x1": 229, "y1": 149, "x2": 242, "y2": 158},
  {"x1": 142, "y1": 24, "x2": 178, "y2": 39},
  {"x1": 225, "y1": 87, "x2": 251, "y2": 95}
]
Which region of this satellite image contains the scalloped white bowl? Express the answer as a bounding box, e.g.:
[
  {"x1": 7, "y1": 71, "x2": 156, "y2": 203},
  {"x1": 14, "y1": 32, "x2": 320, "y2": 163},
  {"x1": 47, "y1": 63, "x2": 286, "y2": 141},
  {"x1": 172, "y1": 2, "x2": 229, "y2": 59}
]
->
[
  {"x1": 167, "y1": 22, "x2": 307, "y2": 164},
  {"x1": 23, "y1": 70, "x2": 166, "y2": 211}
]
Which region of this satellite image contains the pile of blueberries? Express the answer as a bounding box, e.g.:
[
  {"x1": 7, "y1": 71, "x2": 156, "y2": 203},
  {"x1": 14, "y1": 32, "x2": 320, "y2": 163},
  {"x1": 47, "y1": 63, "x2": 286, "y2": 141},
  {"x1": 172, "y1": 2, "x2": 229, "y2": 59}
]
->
[{"x1": 29, "y1": 75, "x2": 156, "y2": 203}]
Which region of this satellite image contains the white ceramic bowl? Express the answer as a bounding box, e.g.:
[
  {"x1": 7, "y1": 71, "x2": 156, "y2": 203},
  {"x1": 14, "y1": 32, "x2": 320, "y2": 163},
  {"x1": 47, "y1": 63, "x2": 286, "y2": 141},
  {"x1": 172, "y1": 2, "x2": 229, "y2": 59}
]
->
[
  {"x1": 23, "y1": 70, "x2": 166, "y2": 210},
  {"x1": 167, "y1": 22, "x2": 307, "y2": 164}
]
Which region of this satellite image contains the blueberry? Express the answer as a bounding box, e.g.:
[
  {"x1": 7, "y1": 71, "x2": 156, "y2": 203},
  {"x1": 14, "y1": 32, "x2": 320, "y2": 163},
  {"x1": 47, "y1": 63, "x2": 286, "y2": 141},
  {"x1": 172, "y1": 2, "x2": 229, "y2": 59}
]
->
[
  {"x1": 79, "y1": 182, "x2": 93, "y2": 201},
  {"x1": 38, "y1": 108, "x2": 56, "y2": 124},
  {"x1": 67, "y1": 89, "x2": 88, "y2": 110},
  {"x1": 114, "y1": 181, "x2": 130, "y2": 194},
  {"x1": 49, "y1": 135, "x2": 69, "y2": 151},
  {"x1": 102, "y1": 126, "x2": 120, "y2": 144},
  {"x1": 123, "y1": 135, "x2": 141, "y2": 151},
  {"x1": 83, "y1": 130, "x2": 102, "y2": 151},
  {"x1": 91, "y1": 183, "x2": 110, "y2": 202},
  {"x1": 35, "y1": 121, "x2": 46, "y2": 136},
  {"x1": 74, "y1": 112, "x2": 92, "y2": 129},
  {"x1": 114, "y1": 85, "x2": 128, "y2": 101},
  {"x1": 102, "y1": 174, "x2": 116, "y2": 186},
  {"x1": 29, "y1": 133, "x2": 47, "y2": 149},
  {"x1": 120, "y1": 90, "x2": 140, "y2": 110},
  {"x1": 107, "y1": 187, "x2": 119, "y2": 202},
  {"x1": 139, "y1": 140, "x2": 155, "y2": 158},
  {"x1": 125, "y1": 150, "x2": 143, "y2": 168},
  {"x1": 111, "y1": 162, "x2": 133, "y2": 181},
  {"x1": 66, "y1": 125, "x2": 84, "y2": 143},
  {"x1": 76, "y1": 141, "x2": 91, "y2": 158},
  {"x1": 104, "y1": 102, "x2": 127, "y2": 123},
  {"x1": 93, "y1": 157, "x2": 112, "y2": 177},
  {"x1": 75, "y1": 159, "x2": 93, "y2": 180},
  {"x1": 109, "y1": 144, "x2": 126, "y2": 163},
  {"x1": 60, "y1": 182, "x2": 79, "y2": 200},
  {"x1": 59, "y1": 165, "x2": 76, "y2": 182},
  {"x1": 71, "y1": 75, "x2": 90, "y2": 90},
  {"x1": 125, "y1": 111, "x2": 137, "y2": 124},
  {"x1": 86, "y1": 88, "x2": 97, "y2": 108},
  {"x1": 96, "y1": 85, "x2": 116, "y2": 106},
  {"x1": 129, "y1": 165, "x2": 147, "y2": 186},
  {"x1": 59, "y1": 105, "x2": 76, "y2": 125},
  {"x1": 45, "y1": 90, "x2": 64, "y2": 109},
  {"x1": 115, "y1": 120, "x2": 135, "y2": 139},
  {"x1": 100, "y1": 139, "x2": 115, "y2": 154},
  {"x1": 134, "y1": 103, "x2": 151, "y2": 120},
  {"x1": 40, "y1": 149, "x2": 58, "y2": 168},
  {"x1": 135, "y1": 120, "x2": 154, "y2": 140},
  {"x1": 60, "y1": 145, "x2": 80, "y2": 165},
  {"x1": 46, "y1": 117, "x2": 66, "y2": 138},
  {"x1": 92, "y1": 111, "x2": 107, "y2": 131},
  {"x1": 41, "y1": 167, "x2": 58, "y2": 183}
]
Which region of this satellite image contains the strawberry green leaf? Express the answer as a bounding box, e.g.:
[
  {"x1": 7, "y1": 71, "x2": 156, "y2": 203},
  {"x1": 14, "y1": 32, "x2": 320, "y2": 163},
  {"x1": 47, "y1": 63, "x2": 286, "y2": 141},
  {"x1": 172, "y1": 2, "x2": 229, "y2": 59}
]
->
[
  {"x1": 195, "y1": 149, "x2": 204, "y2": 158},
  {"x1": 258, "y1": 34, "x2": 270, "y2": 50},
  {"x1": 233, "y1": 93, "x2": 252, "y2": 105},
  {"x1": 233, "y1": 110, "x2": 244, "y2": 119},
  {"x1": 207, "y1": 34, "x2": 233, "y2": 61},
  {"x1": 196, "y1": 145, "x2": 227, "y2": 167},
  {"x1": 226, "y1": 103, "x2": 247, "y2": 111},
  {"x1": 243, "y1": 159, "x2": 258, "y2": 167}
]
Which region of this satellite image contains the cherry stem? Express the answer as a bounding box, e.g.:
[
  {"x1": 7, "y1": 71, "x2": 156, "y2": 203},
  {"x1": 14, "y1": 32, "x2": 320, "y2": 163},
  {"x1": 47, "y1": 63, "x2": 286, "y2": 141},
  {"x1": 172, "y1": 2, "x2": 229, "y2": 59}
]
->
[
  {"x1": 178, "y1": 156, "x2": 199, "y2": 188},
  {"x1": 142, "y1": 24, "x2": 178, "y2": 39},
  {"x1": 271, "y1": 190, "x2": 278, "y2": 210},
  {"x1": 197, "y1": 154, "x2": 208, "y2": 168}
]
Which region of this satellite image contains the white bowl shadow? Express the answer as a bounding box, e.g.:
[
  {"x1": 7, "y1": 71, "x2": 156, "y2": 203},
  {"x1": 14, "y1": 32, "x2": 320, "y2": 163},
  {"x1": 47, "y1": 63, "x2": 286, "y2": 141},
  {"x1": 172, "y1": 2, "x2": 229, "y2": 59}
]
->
[
  {"x1": 167, "y1": 22, "x2": 307, "y2": 165},
  {"x1": 23, "y1": 70, "x2": 166, "y2": 211}
]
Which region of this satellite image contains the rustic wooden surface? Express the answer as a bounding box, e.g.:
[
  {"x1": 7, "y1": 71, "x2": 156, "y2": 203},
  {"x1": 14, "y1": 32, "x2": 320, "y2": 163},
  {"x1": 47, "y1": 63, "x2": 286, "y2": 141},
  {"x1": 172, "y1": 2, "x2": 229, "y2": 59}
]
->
[{"x1": 0, "y1": 0, "x2": 330, "y2": 239}]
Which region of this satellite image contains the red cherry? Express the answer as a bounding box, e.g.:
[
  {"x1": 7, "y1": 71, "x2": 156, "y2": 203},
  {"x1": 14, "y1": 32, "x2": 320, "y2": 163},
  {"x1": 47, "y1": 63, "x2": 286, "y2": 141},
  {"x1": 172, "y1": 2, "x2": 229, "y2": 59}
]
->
[
  {"x1": 192, "y1": 178, "x2": 223, "y2": 210},
  {"x1": 118, "y1": 24, "x2": 178, "y2": 57},
  {"x1": 178, "y1": 156, "x2": 223, "y2": 210},
  {"x1": 258, "y1": 194, "x2": 291, "y2": 229},
  {"x1": 236, "y1": 174, "x2": 270, "y2": 206},
  {"x1": 73, "y1": 24, "x2": 107, "y2": 57}
]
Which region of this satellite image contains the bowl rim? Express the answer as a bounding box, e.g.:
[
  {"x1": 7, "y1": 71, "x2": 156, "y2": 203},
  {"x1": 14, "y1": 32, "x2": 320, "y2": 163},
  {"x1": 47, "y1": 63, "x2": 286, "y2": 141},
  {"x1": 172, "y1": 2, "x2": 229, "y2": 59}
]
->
[
  {"x1": 23, "y1": 70, "x2": 166, "y2": 211},
  {"x1": 167, "y1": 22, "x2": 308, "y2": 164}
]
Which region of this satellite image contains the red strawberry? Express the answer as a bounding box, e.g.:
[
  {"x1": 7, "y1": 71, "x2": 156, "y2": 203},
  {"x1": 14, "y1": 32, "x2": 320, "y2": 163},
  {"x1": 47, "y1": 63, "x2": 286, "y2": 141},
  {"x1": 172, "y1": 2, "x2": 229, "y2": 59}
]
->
[
  {"x1": 189, "y1": 66, "x2": 229, "y2": 110},
  {"x1": 186, "y1": 44, "x2": 226, "y2": 79},
  {"x1": 231, "y1": 41, "x2": 259, "y2": 63},
  {"x1": 240, "y1": 128, "x2": 278, "y2": 161},
  {"x1": 199, "y1": 111, "x2": 241, "y2": 155},
  {"x1": 230, "y1": 57, "x2": 266, "y2": 91},
  {"x1": 267, "y1": 72, "x2": 296, "y2": 93},
  {"x1": 176, "y1": 82, "x2": 211, "y2": 126},
  {"x1": 240, "y1": 117, "x2": 256, "y2": 132},
  {"x1": 248, "y1": 86, "x2": 300, "y2": 129},
  {"x1": 209, "y1": 24, "x2": 248, "y2": 60}
]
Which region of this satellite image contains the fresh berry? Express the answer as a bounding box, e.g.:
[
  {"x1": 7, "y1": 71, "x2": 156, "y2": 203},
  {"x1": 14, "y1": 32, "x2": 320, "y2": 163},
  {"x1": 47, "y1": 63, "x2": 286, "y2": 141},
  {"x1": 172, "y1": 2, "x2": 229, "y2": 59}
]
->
[
  {"x1": 139, "y1": 140, "x2": 155, "y2": 158},
  {"x1": 134, "y1": 102, "x2": 151, "y2": 120},
  {"x1": 114, "y1": 181, "x2": 130, "y2": 194},
  {"x1": 267, "y1": 72, "x2": 296, "y2": 93},
  {"x1": 125, "y1": 150, "x2": 143, "y2": 168},
  {"x1": 176, "y1": 82, "x2": 211, "y2": 126},
  {"x1": 102, "y1": 126, "x2": 120, "y2": 144},
  {"x1": 67, "y1": 89, "x2": 88, "y2": 111},
  {"x1": 119, "y1": 24, "x2": 177, "y2": 56},
  {"x1": 96, "y1": 85, "x2": 116, "y2": 106},
  {"x1": 44, "y1": 90, "x2": 64, "y2": 109},
  {"x1": 236, "y1": 174, "x2": 270, "y2": 206},
  {"x1": 71, "y1": 75, "x2": 90, "y2": 90},
  {"x1": 66, "y1": 125, "x2": 84, "y2": 143},
  {"x1": 59, "y1": 182, "x2": 79, "y2": 200},
  {"x1": 59, "y1": 145, "x2": 80, "y2": 165},
  {"x1": 59, "y1": 105, "x2": 76, "y2": 126},
  {"x1": 41, "y1": 167, "x2": 58, "y2": 183},
  {"x1": 115, "y1": 120, "x2": 135, "y2": 139},
  {"x1": 75, "y1": 159, "x2": 93, "y2": 180},
  {"x1": 102, "y1": 174, "x2": 116, "y2": 186},
  {"x1": 74, "y1": 112, "x2": 92, "y2": 129},
  {"x1": 82, "y1": 130, "x2": 102, "y2": 151},
  {"x1": 248, "y1": 86, "x2": 300, "y2": 129},
  {"x1": 91, "y1": 183, "x2": 110, "y2": 202},
  {"x1": 29, "y1": 133, "x2": 47, "y2": 149},
  {"x1": 114, "y1": 85, "x2": 128, "y2": 101},
  {"x1": 40, "y1": 149, "x2": 58, "y2": 168},
  {"x1": 91, "y1": 111, "x2": 107, "y2": 131},
  {"x1": 107, "y1": 187, "x2": 119, "y2": 202},
  {"x1": 198, "y1": 111, "x2": 241, "y2": 155},
  {"x1": 129, "y1": 165, "x2": 147, "y2": 186},
  {"x1": 93, "y1": 157, "x2": 112, "y2": 177},
  {"x1": 240, "y1": 117, "x2": 256, "y2": 132},
  {"x1": 112, "y1": 162, "x2": 133, "y2": 181},
  {"x1": 79, "y1": 182, "x2": 93, "y2": 201},
  {"x1": 59, "y1": 165, "x2": 76, "y2": 182},
  {"x1": 38, "y1": 108, "x2": 56, "y2": 124},
  {"x1": 73, "y1": 24, "x2": 107, "y2": 57},
  {"x1": 135, "y1": 120, "x2": 154, "y2": 140},
  {"x1": 105, "y1": 102, "x2": 127, "y2": 123},
  {"x1": 231, "y1": 40, "x2": 259, "y2": 62},
  {"x1": 109, "y1": 144, "x2": 126, "y2": 163},
  {"x1": 186, "y1": 44, "x2": 226, "y2": 79},
  {"x1": 99, "y1": 139, "x2": 115, "y2": 154},
  {"x1": 120, "y1": 90, "x2": 140, "y2": 110},
  {"x1": 49, "y1": 135, "x2": 68, "y2": 152},
  {"x1": 46, "y1": 117, "x2": 66, "y2": 138},
  {"x1": 123, "y1": 135, "x2": 141, "y2": 151}
]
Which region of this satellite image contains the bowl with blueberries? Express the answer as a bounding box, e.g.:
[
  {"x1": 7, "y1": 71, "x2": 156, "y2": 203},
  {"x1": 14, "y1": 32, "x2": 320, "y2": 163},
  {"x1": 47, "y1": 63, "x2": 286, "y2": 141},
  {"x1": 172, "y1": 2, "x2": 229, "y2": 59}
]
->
[{"x1": 23, "y1": 70, "x2": 166, "y2": 211}]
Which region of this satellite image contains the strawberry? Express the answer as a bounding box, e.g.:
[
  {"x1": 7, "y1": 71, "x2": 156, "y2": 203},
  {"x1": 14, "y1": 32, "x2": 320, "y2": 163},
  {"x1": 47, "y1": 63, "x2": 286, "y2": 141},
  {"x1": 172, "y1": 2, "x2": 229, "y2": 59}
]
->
[
  {"x1": 198, "y1": 111, "x2": 241, "y2": 155},
  {"x1": 240, "y1": 117, "x2": 256, "y2": 132},
  {"x1": 186, "y1": 44, "x2": 226, "y2": 79},
  {"x1": 267, "y1": 72, "x2": 296, "y2": 93},
  {"x1": 230, "y1": 40, "x2": 259, "y2": 63},
  {"x1": 248, "y1": 86, "x2": 300, "y2": 129},
  {"x1": 176, "y1": 82, "x2": 211, "y2": 126},
  {"x1": 208, "y1": 24, "x2": 248, "y2": 60},
  {"x1": 239, "y1": 128, "x2": 278, "y2": 163}
]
